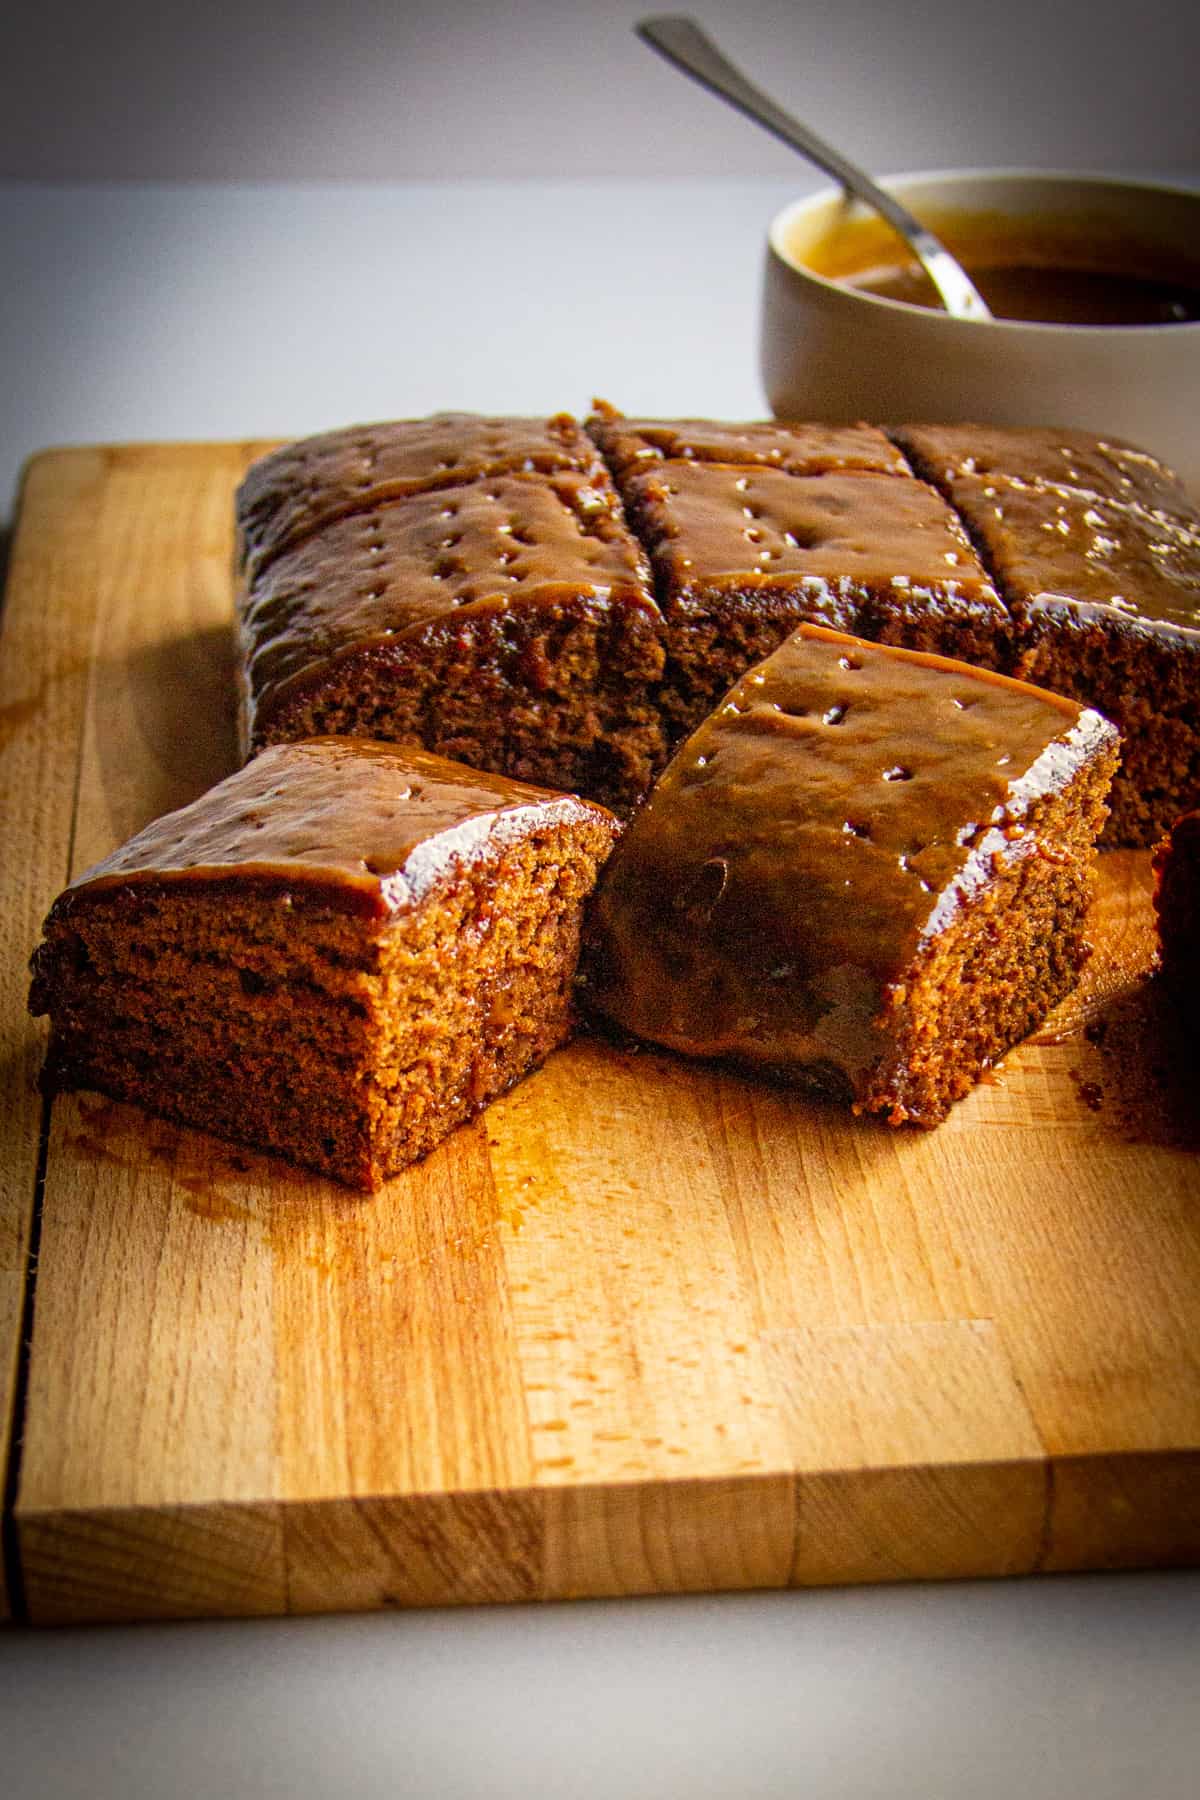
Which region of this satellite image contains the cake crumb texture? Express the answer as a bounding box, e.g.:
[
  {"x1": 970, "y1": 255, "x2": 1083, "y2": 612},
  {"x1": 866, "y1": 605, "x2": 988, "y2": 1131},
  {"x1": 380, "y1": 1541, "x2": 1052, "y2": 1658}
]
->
[
  {"x1": 30, "y1": 741, "x2": 618, "y2": 1188},
  {"x1": 233, "y1": 412, "x2": 1200, "y2": 836}
]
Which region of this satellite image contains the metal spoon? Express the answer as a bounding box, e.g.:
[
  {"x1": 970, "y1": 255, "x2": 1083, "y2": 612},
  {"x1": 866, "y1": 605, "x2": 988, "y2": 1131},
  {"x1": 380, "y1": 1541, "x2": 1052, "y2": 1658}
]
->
[{"x1": 637, "y1": 15, "x2": 993, "y2": 322}]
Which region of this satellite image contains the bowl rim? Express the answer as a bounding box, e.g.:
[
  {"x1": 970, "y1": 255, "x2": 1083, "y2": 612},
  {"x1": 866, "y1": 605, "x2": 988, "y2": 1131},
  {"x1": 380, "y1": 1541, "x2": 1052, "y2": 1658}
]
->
[{"x1": 766, "y1": 167, "x2": 1200, "y2": 338}]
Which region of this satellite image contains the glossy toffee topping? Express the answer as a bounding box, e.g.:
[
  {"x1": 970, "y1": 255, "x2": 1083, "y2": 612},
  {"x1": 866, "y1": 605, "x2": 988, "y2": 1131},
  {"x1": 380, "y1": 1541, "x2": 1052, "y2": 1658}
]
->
[
  {"x1": 891, "y1": 424, "x2": 1186, "y2": 519},
  {"x1": 237, "y1": 413, "x2": 606, "y2": 577},
  {"x1": 623, "y1": 464, "x2": 1004, "y2": 619},
  {"x1": 57, "y1": 741, "x2": 609, "y2": 918},
  {"x1": 587, "y1": 624, "x2": 1111, "y2": 1074},
  {"x1": 587, "y1": 411, "x2": 907, "y2": 481},
  {"x1": 796, "y1": 204, "x2": 1200, "y2": 327},
  {"x1": 239, "y1": 472, "x2": 659, "y2": 721},
  {"x1": 946, "y1": 476, "x2": 1200, "y2": 634},
  {"x1": 891, "y1": 424, "x2": 1200, "y2": 636}
]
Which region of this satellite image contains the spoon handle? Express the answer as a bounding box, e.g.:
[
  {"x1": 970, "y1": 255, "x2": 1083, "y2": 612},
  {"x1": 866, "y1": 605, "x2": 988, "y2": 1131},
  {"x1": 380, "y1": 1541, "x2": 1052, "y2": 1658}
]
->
[{"x1": 636, "y1": 15, "x2": 992, "y2": 322}]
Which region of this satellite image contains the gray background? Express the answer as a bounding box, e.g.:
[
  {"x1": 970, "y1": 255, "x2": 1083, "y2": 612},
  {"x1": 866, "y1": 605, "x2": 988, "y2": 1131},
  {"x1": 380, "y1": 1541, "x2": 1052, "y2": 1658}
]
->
[
  {"x1": 3, "y1": 0, "x2": 1199, "y2": 181},
  {"x1": 4, "y1": 1576, "x2": 1200, "y2": 1799}
]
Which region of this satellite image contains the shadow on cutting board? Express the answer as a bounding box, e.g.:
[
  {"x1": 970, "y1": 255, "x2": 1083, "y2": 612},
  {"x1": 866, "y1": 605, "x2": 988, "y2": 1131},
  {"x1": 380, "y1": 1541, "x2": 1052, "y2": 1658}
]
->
[{"x1": 90, "y1": 623, "x2": 240, "y2": 840}]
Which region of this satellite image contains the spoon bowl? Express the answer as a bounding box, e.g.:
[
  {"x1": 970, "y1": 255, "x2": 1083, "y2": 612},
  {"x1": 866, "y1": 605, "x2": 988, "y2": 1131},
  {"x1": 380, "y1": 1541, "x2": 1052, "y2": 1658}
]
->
[{"x1": 761, "y1": 169, "x2": 1200, "y2": 494}]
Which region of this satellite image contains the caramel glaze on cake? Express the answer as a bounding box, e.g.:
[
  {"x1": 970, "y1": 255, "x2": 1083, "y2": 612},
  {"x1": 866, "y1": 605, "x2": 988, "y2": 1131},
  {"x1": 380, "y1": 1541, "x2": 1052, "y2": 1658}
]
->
[
  {"x1": 1153, "y1": 809, "x2": 1200, "y2": 1004},
  {"x1": 892, "y1": 424, "x2": 1200, "y2": 845},
  {"x1": 30, "y1": 740, "x2": 618, "y2": 1189},
  {"x1": 584, "y1": 624, "x2": 1118, "y2": 1126},
  {"x1": 237, "y1": 454, "x2": 669, "y2": 814},
  {"x1": 237, "y1": 412, "x2": 607, "y2": 580},
  {"x1": 586, "y1": 405, "x2": 909, "y2": 482}
]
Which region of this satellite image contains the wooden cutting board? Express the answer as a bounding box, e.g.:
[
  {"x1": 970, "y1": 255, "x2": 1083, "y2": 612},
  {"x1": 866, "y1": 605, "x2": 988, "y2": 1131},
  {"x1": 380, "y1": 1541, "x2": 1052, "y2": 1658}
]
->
[{"x1": 2, "y1": 444, "x2": 1198, "y2": 1626}]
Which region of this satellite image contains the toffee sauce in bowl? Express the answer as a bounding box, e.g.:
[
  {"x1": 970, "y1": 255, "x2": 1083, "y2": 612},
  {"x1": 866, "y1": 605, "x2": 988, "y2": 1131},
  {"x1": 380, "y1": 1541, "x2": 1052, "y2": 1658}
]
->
[
  {"x1": 794, "y1": 205, "x2": 1200, "y2": 327},
  {"x1": 763, "y1": 173, "x2": 1200, "y2": 493}
]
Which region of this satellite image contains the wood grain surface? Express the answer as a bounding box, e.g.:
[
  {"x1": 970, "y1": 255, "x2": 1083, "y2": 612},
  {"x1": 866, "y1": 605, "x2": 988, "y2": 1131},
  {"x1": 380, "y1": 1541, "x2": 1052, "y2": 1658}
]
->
[{"x1": 3, "y1": 446, "x2": 1198, "y2": 1626}]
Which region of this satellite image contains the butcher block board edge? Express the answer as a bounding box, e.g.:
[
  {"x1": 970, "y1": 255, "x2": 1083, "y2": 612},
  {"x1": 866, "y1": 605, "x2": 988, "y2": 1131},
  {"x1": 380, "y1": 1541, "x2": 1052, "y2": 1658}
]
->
[{"x1": 14, "y1": 1446, "x2": 1200, "y2": 1626}]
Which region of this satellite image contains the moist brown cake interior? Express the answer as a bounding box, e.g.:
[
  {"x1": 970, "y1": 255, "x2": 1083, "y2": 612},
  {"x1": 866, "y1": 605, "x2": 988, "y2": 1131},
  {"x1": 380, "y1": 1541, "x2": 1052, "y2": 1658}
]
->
[
  {"x1": 30, "y1": 741, "x2": 618, "y2": 1188},
  {"x1": 607, "y1": 453, "x2": 1013, "y2": 743},
  {"x1": 235, "y1": 411, "x2": 1200, "y2": 837}
]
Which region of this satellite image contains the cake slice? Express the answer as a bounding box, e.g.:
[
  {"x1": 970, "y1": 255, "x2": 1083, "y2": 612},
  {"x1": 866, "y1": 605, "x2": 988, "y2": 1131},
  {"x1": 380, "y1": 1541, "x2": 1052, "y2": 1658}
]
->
[
  {"x1": 237, "y1": 468, "x2": 667, "y2": 812},
  {"x1": 237, "y1": 412, "x2": 608, "y2": 579},
  {"x1": 584, "y1": 624, "x2": 1118, "y2": 1125},
  {"x1": 30, "y1": 741, "x2": 618, "y2": 1189},
  {"x1": 615, "y1": 456, "x2": 1013, "y2": 743},
  {"x1": 891, "y1": 423, "x2": 1200, "y2": 845}
]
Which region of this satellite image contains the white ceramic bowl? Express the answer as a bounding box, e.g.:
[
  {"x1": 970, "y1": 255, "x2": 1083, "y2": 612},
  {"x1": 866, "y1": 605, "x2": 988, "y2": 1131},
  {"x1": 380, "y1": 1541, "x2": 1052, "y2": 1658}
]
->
[{"x1": 761, "y1": 170, "x2": 1200, "y2": 493}]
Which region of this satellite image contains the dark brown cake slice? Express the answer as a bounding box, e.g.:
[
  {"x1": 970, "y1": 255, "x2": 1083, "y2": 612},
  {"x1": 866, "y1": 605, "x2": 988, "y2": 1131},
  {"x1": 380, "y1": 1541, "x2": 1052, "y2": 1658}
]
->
[
  {"x1": 584, "y1": 623, "x2": 1118, "y2": 1126},
  {"x1": 30, "y1": 740, "x2": 618, "y2": 1190},
  {"x1": 237, "y1": 471, "x2": 668, "y2": 812},
  {"x1": 1154, "y1": 810, "x2": 1200, "y2": 1003},
  {"x1": 238, "y1": 412, "x2": 608, "y2": 579},
  {"x1": 614, "y1": 457, "x2": 1012, "y2": 742},
  {"x1": 892, "y1": 423, "x2": 1200, "y2": 845}
]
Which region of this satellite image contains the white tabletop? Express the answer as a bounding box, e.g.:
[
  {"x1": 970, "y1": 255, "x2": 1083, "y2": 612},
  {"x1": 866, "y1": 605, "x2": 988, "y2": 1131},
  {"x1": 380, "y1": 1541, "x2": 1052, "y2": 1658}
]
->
[
  {"x1": 3, "y1": 178, "x2": 1199, "y2": 1799},
  {"x1": 2, "y1": 178, "x2": 807, "y2": 524}
]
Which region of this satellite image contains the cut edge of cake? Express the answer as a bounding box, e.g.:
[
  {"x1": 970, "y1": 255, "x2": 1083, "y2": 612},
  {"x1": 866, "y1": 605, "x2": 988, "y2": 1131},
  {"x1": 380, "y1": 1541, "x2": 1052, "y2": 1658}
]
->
[{"x1": 29, "y1": 741, "x2": 620, "y2": 1189}]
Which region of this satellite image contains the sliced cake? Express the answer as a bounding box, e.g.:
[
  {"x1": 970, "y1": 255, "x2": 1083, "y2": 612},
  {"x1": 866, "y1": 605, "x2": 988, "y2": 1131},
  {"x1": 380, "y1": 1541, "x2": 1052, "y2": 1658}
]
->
[
  {"x1": 588, "y1": 407, "x2": 1014, "y2": 746},
  {"x1": 586, "y1": 405, "x2": 909, "y2": 482},
  {"x1": 892, "y1": 423, "x2": 1200, "y2": 845},
  {"x1": 237, "y1": 457, "x2": 668, "y2": 813},
  {"x1": 584, "y1": 624, "x2": 1118, "y2": 1125},
  {"x1": 30, "y1": 740, "x2": 618, "y2": 1188}
]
